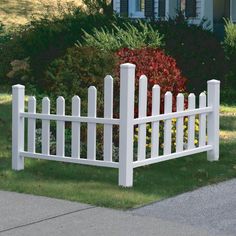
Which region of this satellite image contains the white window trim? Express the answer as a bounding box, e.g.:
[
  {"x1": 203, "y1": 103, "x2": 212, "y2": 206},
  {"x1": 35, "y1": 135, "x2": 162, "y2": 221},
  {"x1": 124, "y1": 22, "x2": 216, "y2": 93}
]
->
[
  {"x1": 129, "y1": 1, "x2": 145, "y2": 18},
  {"x1": 230, "y1": 0, "x2": 236, "y2": 22}
]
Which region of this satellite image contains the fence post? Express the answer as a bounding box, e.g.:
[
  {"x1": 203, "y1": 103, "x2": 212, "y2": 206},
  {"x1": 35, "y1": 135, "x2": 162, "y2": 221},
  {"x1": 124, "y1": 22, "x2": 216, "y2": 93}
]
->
[
  {"x1": 12, "y1": 84, "x2": 25, "y2": 170},
  {"x1": 119, "y1": 63, "x2": 135, "y2": 187},
  {"x1": 207, "y1": 80, "x2": 220, "y2": 161}
]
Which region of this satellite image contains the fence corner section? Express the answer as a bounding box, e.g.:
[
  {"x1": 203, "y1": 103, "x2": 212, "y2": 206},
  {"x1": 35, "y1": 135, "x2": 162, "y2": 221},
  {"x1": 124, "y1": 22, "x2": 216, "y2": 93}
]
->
[
  {"x1": 207, "y1": 80, "x2": 220, "y2": 161},
  {"x1": 12, "y1": 84, "x2": 25, "y2": 170},
  {"x1": 118, "y1": 63, "x2": 136, "y2": 187}
]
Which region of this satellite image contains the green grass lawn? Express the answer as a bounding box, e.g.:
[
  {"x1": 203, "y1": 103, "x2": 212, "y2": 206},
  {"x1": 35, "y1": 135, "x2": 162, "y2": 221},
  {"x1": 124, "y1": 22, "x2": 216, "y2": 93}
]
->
[{"x1": 0, "y1": 93, "x2": 236, "y2": 209}]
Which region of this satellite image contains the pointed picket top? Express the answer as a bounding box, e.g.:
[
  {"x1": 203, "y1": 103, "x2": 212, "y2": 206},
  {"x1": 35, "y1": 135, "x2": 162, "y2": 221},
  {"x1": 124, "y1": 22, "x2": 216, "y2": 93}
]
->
[
  {"x1": 165, "y1": 91, "x2": 172, "y2": 97},
  {"x1": 88, "y1": 85, "x2": 97, "y2": 97},
  {"x1": 104, "y1": 75, "x2": 113, "y2": 84},
  {"x1": 42, "y1": 97, "x2": 50, "y2": 103},
  {"x1": 177, "y1": 93, "x2": 184, "y2": 110},
  {"x1": 188, "y1": 93, "x2": 196, "y2": 109},
  {"x1": 28, "y1": 96, "x2": 36, "y2": 103},
  {"x1": 72, "y1": 95, "x2": 81, "y2": 103},
  {"x1": 140, "y1": 75, "x2": 147, "y2": 82},
  {"x1": 42, "y1": 97, "x2": 50, "y2": 113},
  {"x1": 72, "y1": 95, "x2": 81, "y2": 116},
  {"x1": 199, "y1": 92, "x2": 206, "y2": 99},
  {"x1": 177, "y1": 93, "x2": 184, "y2": 99},
  {"x1": 199, "y1": 92, "x2": 206, "y2": 107},
  {"x1": 57, "y1": 96, "x2": 65, "y2": 115},
  {"x1": 152, "y1": 84, "x2": 160, "y2": 114},
  {"x1": 88, "y1": 86, "x2": 97, "y2": 113},
  {"x1": 139, "y1": 75, "x2": 147, "y2": 116},
  {"x1": 153, "y1": 84, "x2": 160, "y2": 90},
  {"x1": 188, "y1": 93, "x2": 196, "y2": 98},
  {"x1": 164, "y1": 91, "x2": 172, "y2": 113},
  {"x1": 57, "y1": 96, "x2": 65, "y2": 103},
  {"x1": 104, "y1": 75, "x2": 113, "y2": 117},
  {"x1": 28, "y1": 96, "x2": 36, "y2": 113},
  {"x1": 88, "y1": 86, "x2": 97, "y2": 90}
]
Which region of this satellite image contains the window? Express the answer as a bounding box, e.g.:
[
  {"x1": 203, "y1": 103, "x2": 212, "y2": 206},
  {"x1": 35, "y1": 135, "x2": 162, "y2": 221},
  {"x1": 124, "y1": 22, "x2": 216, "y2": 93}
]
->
[
  {"x1": 136, "y1": 0, "x2": 145, "y2": 12},
  {"x1": 158, "y1": 0, "x2": 166, "y2": 18},
  {"x1": 186, "y1": 0, "x2": 197, "y2": 17},
  {"x1": 130, "y1": 0, "x2": 145, "y2": 17},
  {"x1": 177, "y1": 0, "x2": 197, "y2": 18}
]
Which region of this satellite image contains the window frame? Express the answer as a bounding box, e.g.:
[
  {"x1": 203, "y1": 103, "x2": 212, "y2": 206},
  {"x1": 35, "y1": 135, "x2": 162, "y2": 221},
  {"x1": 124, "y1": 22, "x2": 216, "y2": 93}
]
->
[
  {"x1": 129, "y1": 0, "x2": 145, "y2": 18},
  {"x1": 177, "y1": 0, "x2": 197, "y2": 18}
]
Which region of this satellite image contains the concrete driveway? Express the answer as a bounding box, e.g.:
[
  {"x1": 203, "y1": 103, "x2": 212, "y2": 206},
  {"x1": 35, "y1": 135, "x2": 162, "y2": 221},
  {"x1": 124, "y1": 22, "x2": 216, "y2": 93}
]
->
[
  {"x1": 0, "y1": 179, "x2": 235, "y2": 236},
  {"x1": 132, "y1": 179, "x2": 236, "y2": 236}
]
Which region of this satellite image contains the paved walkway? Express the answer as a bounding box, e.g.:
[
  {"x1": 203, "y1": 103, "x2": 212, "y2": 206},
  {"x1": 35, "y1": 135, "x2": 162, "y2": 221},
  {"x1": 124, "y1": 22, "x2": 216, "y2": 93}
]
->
[{"x1": 0, "y1": 179, "x2": 235, "y2": 236}]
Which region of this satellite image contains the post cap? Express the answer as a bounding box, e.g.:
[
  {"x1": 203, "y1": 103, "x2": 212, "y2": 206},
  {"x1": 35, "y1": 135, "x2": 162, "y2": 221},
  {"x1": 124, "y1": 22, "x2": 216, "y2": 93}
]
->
[
  {"x1": 12, "y1": 84, "x2": 25, "y2": 89},
  {"x1": 120, "y1": 63, "x2": 136, "y2": 69},
  {"x1": 207, "y1": 79, "x2": 220, "y2": 84}
]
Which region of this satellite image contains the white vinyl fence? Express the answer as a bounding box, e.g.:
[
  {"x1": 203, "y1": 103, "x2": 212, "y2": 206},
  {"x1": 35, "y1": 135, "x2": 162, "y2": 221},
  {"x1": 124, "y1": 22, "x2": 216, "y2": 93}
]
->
[{"x1": 12, "y1": 63, "x2": 220, "y2": 187}]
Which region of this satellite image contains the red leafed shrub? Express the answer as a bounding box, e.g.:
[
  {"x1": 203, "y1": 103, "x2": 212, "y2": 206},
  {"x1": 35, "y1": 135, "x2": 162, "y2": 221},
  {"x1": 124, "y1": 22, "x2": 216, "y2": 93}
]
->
[{"x1": 116, "y1": 48, "x2": 187, "y2": 116}]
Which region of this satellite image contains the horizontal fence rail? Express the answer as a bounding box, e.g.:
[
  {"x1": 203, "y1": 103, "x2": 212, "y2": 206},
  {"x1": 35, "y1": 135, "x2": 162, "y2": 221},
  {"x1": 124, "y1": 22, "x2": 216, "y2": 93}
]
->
[
  {"x1": 133, "y1": 107, "x2": 213, "y2": 125},
  {"x1": 12, "y1": 63, "x2": 220, "y2": 187},
  {"x1": 20, "y1": 113, "x2": 120, "y2": 125}
]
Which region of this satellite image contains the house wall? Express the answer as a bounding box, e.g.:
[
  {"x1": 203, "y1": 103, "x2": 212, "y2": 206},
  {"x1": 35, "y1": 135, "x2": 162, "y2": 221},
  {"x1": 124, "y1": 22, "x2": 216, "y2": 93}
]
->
[
  {"x1": 231, "y1": 0, "x2": 236, "y2": 22},
  {"x1": 149, "y1": 0, "x2": 203, "y2": 19},
  {"x1": 196, "y1": 0, "x2": 202, "y2": 19},
  {"x1": 113, "y1": 0, "x2": 208, "y2": 24}
]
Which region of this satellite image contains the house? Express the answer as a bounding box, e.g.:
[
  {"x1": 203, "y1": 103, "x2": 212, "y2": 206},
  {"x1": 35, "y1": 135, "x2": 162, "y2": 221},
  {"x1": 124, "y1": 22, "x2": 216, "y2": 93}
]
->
[{"x1": 113, "y1": 0, "x2": 236, "y2": 30}]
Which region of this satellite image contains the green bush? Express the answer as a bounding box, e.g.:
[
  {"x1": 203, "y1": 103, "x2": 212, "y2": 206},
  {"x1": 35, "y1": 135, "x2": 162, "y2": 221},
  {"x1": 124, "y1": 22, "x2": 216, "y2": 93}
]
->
[
  {"x1": 43, "y1": 46, "x2": 117, "y2": 115},
  {"x1": 0, "y1": 8, "x2": 126, "y2": 88},
  {"x1": 223, "y1": 19, "x2": 236, "y2": 57},
  {"x1": 223, "y1": 19, "x2": 236, "y2": 85},
  {"x1": 221, "y1": 19, "x2": 236, "y2": 104},
  {"x1": 0, "y1": 23, "x2": 10, "y2": 44},
  {"x1": 151, "y1": 16, "x2": 227, "y2": 94},
  {"x1": 78, "y1": 14, "x2": 226, "y2": 94},
  {"x1": 79, "y1": 20, "x2": 163, "y2": 51},
  {"x1": 1, "y1": 10, "x2": 228, "y2": 102}
]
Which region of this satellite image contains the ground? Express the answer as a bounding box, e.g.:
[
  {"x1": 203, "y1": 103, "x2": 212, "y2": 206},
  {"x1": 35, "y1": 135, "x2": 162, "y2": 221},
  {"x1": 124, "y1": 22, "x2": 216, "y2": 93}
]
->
[
  {"x1": 0, "y1": 0, "x2": 235, "y2": 210},
  {"x1": 0, "y1": 93, "x2": 235, "y2": 209},
  {"x1": 0, "y1": 0, "x2": 82, "y2": 28}
]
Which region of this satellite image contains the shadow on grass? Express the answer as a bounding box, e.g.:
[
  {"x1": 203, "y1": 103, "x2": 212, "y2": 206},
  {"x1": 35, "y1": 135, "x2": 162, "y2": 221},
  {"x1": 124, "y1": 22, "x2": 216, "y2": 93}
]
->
[{"x1": 0, "y1": 96, "x2": 236, "y2": 209}]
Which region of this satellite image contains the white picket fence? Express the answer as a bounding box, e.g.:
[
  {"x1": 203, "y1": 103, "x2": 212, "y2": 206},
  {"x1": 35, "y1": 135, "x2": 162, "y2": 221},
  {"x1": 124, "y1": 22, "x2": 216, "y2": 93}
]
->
[{"x1": 12, "y1": 63, "x2": 220, "y2": 187}]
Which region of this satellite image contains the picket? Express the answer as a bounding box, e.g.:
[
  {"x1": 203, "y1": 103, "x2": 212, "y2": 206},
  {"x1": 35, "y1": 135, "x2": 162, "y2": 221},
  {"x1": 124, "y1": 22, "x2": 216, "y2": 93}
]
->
[
  {"x1": 104, "y1": 76, "x2": 113, "y2": 162},
  {"x1": 188, "y1": 94, "x2": 196, "y2": 149},
  {"x1": 12, "y1": 64, "x2": 220, "y2": 188},
  {"x1": 138, "y1": 75, "x2": 147, "y2": 161},
  {"x1": 56, "y1": 97, "x2": 65, "y2": 157},
  {"x1": 87, "y1": 86, "x2": 97, "y2": 160},
  {"x1": 42, "y1": 97, "x2": 50, "y2": 155},
  {"x1": 199, "y1": 92, "x2": 206, "y2": 147},
  {"x1": 176, "y1": 94, "x2": 184, "y2": 152},
  {"x1": 164, "y1": 92, "x2": 172, "y2": 155},
  {"x1": 72, "y1": 96, "x2": 81, "y2": 158},
  {"x1": 151, "y1": 85, "x2": 160, "y2": 158},
  {"x1": 27, "y1": 96, "x2": 36, "y2": 153}
]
